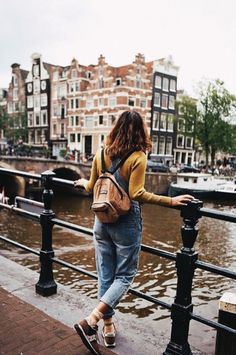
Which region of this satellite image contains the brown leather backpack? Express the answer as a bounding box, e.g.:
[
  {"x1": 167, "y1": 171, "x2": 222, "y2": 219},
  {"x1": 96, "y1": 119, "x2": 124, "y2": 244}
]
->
[{"x1": 91, "y1": 149, "x2": 134, "y2": 223}]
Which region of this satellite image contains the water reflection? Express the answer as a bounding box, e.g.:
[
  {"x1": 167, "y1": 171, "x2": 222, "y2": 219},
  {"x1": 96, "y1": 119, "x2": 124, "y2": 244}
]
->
[{"x1": 0, "y1": 194, "x2": 236, "y2": 350}]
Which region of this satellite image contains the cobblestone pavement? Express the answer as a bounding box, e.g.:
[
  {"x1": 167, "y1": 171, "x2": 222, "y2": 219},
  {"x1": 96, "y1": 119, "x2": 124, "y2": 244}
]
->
[{"x1": 0, "y1": 287, "x2": 115, "y2": 355}]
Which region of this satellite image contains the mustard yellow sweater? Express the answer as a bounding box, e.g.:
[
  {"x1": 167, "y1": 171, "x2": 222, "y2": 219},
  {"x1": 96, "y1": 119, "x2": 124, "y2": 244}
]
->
[{"x1": 85, "y1": 150, "x2": 172, "y2": 207}]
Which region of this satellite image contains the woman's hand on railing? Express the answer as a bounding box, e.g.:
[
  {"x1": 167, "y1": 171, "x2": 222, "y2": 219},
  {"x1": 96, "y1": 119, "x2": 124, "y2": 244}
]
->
[
  {"x1": 74, "y1": 178, "x2": 88, "y2": 189},
  {"x1": 171, "y1": 194, "x2": 194, "y2": 206}
]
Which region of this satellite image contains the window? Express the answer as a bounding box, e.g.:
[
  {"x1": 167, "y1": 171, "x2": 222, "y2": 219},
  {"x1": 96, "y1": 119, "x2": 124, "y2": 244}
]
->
[
  {"x1": 41, "y1": 93, "x2": 47, "y2": 107},
  {"x1": 71, "y1": 99, "x2": 74, "y2": 109},
  {"x1": 69, "y1": 83, "x2": 74, "y2": 93},
  {"x1": 41, "y1": 81, "x2": 46, "y2": 90},
  {"x1": 70, "y1": 116, "x2": 74, "y2": 126},
  {"x1": 186, "y1": 137, "x2": 193, "y2": 148},
  {"x1": 160, "y1": 113, "x2": 167, "y2": 130},
  {"x1": 116, "y1": 78, "x2": 121, "y2": 86},
  {"x1": 34, "y1": 79, "x2": 40, "y2": 93},
  {"x1": 61, "y1": 104, "x2": 66, "y2": 118},
  {"x1": 34, "y1": 95, "x2": 40, "y2": 109},
  {"x1": 162, "y1": 94, "x2": 168, "y2": 109},
  {"x1": 152, "y1": 112, "x2": 159, "y2": 130},
  {"x1": 108, "y1": 115, "x2": 116, "y2": 126},
  {"x1": 28, "y1": 112, "x2": 33, "y2": 126},
  {"x1": 75, "y1": 116, "x2": 79, "y2": 126},
  {"x1": 159, "y1": 136, "x2": 165, "y2": 155},
  {"x1": 167, "y1": 114, "x2": 174, "y2": 131},
  {"x1": 170, "y1": 79, "x2": 176, "y2": 92},
  {"x1": 70, "y1": 133, "x2": 76, "y2": 142},
  {"x1": 166, "y1": 137, "x2": 172, "y2": 155},
  {"x1": 99, "y1": 115, "x2": 103, "y2": 125},
  {"x1": 27, "y1": 96, "x2": 33, "y2": 108},
  {"x1": 98, "y1": 78, "x2": 104, "y2": 89},
  {"x1": 169, "y1": 95, "x2": 175, "y2": 109},
  {"x1": 75, "y1": 98, "x2": 79, "y2": 109},
  {"x1": 61, "y1": 123, "x2": 65, "y2": 137},
  {"x1": 177, "y1": 135, "x2": 184, "y2": 147},
  {"x1": 163, "y1": 78, "x2": 169, "y2": 91},
  {"x1": 8, "y1": 102, "x2": 13, "y2": 113},
  {"x1": 53, "y1": 104, "x2": 58, "y2": 117},
  {"x1": 86, "y1": 71, "x2": 91, "y2": 79},
  {"x1": 35, "y1": 113, "x2": 40, "y2": 126},
  {"x1": 84, "y1": 116, "x2": 93, "y2": 128},
  {"x1": 140, "y1": 98, "x2": 146, "y2": 108},
  {"x1": 109, "y1": 96, "x2": 116, "y2": 107},
  {"x1": 128, "y1": 97, "x2": 135, "y2": 106},
  {"x1": 155, "y1": 75, "x2": 161, "y2": 88},
  {"x1": 178, "y1": 119, "x2": 185, "y2": 131},
  {"x1": 13, "y1": 102, "x2": 19, "y2": 111},
  {"x1": 152, "y1": 136, "x2": 158, "y2": 154},
  {"x1": 136, "y1": 76, "x2": 141, "y2": 88},
  {"x1": 13, "y1": 88, "x2": 18, "y2": 100},
  {"x1": 72, "y1": 69, "x2": 77, "y2": 79},
  {"x1": 75, "y1": 81, "x2": 80, "y2": 91},
  {"x1": 154, "y1": 92, "x2": 160, "y2": 106},
  {"x1": 86, "y1": 98, "x2": 93, "y2": 109},
  {"x1": 99, "y1": 97, "x2": 104, "y2": 106},
  {"x1": 41, "y1": 111, "x2": 47, "y2": 125},
  {"x1": 27, "y1": 83, "x2": 32, "y2": 93},
  {"x1": 13, "y1": 75, "x2": 18, "y2": 86},
  {"x1": 53, "y1": 124, "x2": 57, "y2": 135},
  {"x1": 33, "y1": 65, "x2": 39, "y2": 76},
  {"x1": 77, "y1": 133, "x2": 81, "y2": 142}
]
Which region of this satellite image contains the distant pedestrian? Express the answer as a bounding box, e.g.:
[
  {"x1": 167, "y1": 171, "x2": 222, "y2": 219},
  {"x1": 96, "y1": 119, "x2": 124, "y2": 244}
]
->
[{"x1": 74, "y1": 110, "x2": 193, "y2": 354}]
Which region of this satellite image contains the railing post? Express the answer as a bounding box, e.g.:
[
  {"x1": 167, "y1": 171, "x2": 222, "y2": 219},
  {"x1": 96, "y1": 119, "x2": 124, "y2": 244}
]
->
[
  {"x1": 35, "y1": 170, "x2": 57, "y2": 296},
  {"x1": 164, "y1": 199, "x2": 203, "y2": 355}
]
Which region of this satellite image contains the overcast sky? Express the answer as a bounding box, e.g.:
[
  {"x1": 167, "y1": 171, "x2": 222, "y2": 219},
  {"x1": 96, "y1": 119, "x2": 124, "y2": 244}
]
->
[{"x1": 0, "y1": 0, "x2": 236, "y2": 96}]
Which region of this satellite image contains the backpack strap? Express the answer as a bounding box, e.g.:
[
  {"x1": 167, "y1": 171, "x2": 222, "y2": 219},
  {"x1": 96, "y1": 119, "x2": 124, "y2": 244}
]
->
[{"x1": 101, "y1": 148, "x2": 136, "y2": 174}]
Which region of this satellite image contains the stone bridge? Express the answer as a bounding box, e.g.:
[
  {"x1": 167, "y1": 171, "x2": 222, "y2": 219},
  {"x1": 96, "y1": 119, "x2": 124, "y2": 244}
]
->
[
  {"x1": 0, "y1": 156, "x2": 175, "y2": 199},
  {"x1": 0, "y1": 156, "x2": 92, "y2": 197}
]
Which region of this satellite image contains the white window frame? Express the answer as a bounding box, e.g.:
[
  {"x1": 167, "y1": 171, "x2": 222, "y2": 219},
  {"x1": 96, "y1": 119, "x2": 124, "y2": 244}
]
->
[
  {"x1": 161, "y1": 94, "x2": 168, "y2": 109},
  {"x1": 160, "y1": 113, "x2": 167, "y2": 131},
  {"x1": 155, "y1": 75, "x2": 161, "y2": 88},
  {"x1": 154, "y1": 92, "x2": 160, "y2": 107},
  {"x1": 159, "y1": 136, "x2": 165, "y2": 155},
  {"x1": 152, "y1": 112, "x2": 159, "y2": 130},
  {"x1": 163, "y1": 78, "x2": 169, "y2": 91},
  {"x1": 166, "y1": 136, "x2": 173, "y2": 155},
  {"x1": 169, "y1": 95, "x2": 175, "y2": 109},
  {"x1": 170, "y1": 79, "x2": 176, "y2": 92},
  {"x1": 177, "y1": 134, "x2": 184, "y2": 148}
]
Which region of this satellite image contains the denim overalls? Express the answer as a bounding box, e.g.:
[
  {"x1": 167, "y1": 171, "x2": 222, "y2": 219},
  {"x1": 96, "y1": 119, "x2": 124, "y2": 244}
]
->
[{"x1": 93, "y1": 157, "x2": 142, "y2": 319}]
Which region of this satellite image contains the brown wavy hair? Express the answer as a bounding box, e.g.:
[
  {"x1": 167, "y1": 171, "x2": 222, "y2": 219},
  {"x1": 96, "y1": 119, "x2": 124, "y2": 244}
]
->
[{"x1": 105, "y1": 110, "x2": 152, "y2": 159}]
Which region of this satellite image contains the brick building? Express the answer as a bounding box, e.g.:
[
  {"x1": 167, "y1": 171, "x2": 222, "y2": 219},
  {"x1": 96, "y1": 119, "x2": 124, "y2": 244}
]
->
[{"x1": 65, "y1": 53, "x2": 153, "y2": 159}]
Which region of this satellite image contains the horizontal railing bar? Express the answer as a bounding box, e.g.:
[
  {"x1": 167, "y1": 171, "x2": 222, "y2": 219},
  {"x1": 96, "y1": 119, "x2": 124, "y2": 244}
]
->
[
  {"x1": 51, "y1": 257, "x2": 98, "y2": 279},
  {"x1": 0, "y1": 168, "x2": 41, "y2": 180},
  {"x1": 0, "y1": 235, "x2": 40, "y2": 256},
  {"x1": 128, "y1": 288, "x2": 172, "y2": 309},
  {"x1": 0, "y1": 203, "x2": 40, "y2": 221},
  {"x1": 199, "y1": 207, "x2": 236, "y2": 223},
  {"x1": 52, "y1": 218, "x2": 94, "y2": 236},
  {"x1": 141, "y1": 245, "x2": 176, "y2": 261},
  {"x1": 52, "y1": 177, "x2": 75, "y2": 187},
  {"x1": 190, "y1": 311, "x2": 236, "y2": 335},
  {"x1": 195, "y1": 260, "x2": 236, "y2": 279}
]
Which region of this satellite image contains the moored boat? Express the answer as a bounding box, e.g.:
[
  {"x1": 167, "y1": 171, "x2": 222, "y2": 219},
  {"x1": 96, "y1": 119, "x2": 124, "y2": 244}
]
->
[{"x1": 168, "y1": 173, "x2": 235, "y2": 199}]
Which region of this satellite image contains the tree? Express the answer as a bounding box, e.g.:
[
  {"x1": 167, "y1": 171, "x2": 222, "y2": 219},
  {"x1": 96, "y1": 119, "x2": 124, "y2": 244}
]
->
[
  {"x1": 178, "y1": 80, "x2": 236, "y2": 168},
  {"x1": 197, "y1": 79, "x2": 236, "y2": 167},
  {"x1": 0, "y1": 110, "x2": 28, "y2": 144}
]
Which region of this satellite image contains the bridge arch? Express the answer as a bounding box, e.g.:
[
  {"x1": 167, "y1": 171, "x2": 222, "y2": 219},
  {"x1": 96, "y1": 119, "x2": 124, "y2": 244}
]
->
[
  {"x1": 52, "y1": 167, "x2": 81, "y2": 181},
  {"x1": 0, "y1": 162, "x2": 25, "y2": 199}
]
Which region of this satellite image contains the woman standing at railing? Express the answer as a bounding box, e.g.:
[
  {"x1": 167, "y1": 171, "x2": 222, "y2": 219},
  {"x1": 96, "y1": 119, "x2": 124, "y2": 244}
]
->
[{"x1": 73, "y1": 110, "x2": 193, "y2": 355}]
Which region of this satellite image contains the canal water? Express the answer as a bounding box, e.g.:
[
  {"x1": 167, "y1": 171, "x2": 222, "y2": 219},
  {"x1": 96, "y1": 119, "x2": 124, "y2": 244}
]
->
[{"x1": 0, "y1": 193, "x2": 236, "y2": 354}]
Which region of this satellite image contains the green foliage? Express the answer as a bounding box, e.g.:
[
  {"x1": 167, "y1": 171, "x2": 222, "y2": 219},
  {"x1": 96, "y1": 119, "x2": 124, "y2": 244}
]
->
[
  {"x1": 178, "y1": 80, "x2": 236, "y2": 167},
  {"x1": 0, "y1": 110, "x2": 28, "y2": 143}
]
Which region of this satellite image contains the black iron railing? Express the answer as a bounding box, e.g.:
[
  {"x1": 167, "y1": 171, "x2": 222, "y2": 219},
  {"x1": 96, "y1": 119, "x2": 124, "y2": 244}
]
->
[{"x1": 0, "y1": 167, "x2": 236, "y2": 355}]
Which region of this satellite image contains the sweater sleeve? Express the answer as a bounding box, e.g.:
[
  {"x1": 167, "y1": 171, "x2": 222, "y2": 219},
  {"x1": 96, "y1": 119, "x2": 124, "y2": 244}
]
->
[
  {"x1": 84, "y1": 152, "x2": 99, "y2": 193},
  {"x1": 128, "y1": 152, "x2": 172, "y2": 207}
]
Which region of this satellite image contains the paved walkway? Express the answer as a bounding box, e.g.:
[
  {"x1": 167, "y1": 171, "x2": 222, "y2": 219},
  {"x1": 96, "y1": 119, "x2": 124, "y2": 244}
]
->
[{"x1": 0, "y1": 287, "x2": 115, "y2": 355}]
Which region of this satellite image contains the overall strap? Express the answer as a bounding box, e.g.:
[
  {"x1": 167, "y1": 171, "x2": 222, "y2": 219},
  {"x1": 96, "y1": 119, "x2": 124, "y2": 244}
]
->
[{"x1": 101, "y1": 149, "x2": 135, "y2": 174}]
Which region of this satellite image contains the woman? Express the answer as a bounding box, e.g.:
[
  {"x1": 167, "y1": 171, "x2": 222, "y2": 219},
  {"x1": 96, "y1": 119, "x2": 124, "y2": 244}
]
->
[{"x1": 74, "y1": 110, "x2": 193, "y2": 355}]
